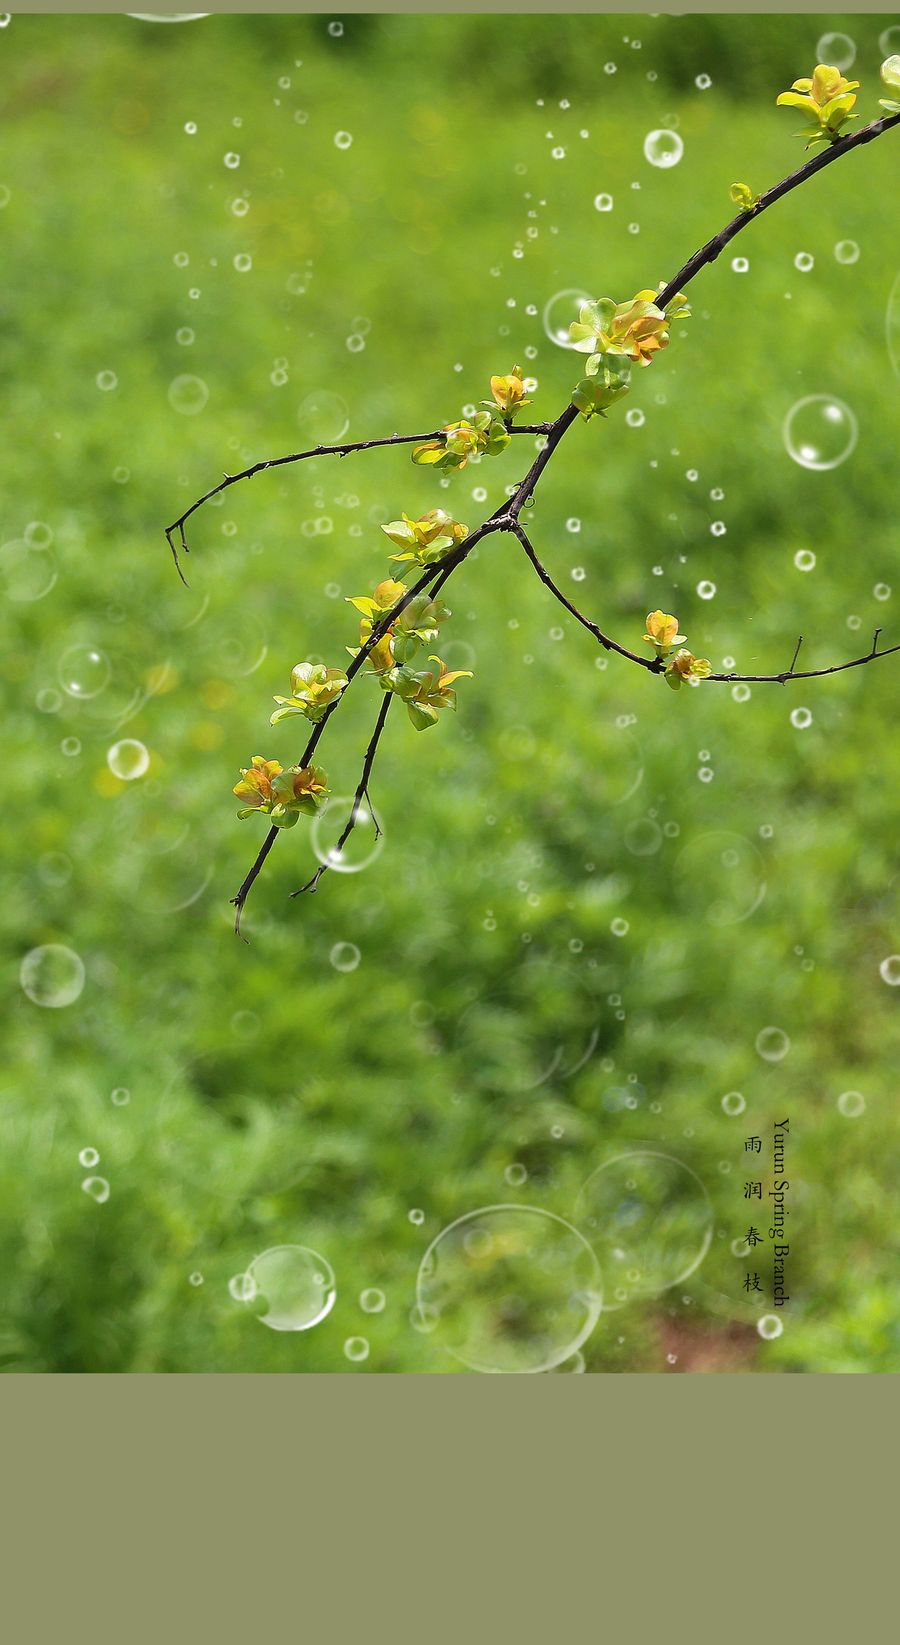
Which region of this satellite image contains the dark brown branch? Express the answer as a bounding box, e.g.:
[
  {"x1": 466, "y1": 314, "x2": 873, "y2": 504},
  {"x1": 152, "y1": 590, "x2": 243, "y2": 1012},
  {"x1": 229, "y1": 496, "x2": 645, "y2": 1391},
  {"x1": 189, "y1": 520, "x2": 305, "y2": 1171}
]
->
[
  {"x1": 706, "y1": 630, "x2": 900, "y2": 685},
  {"x1": 509, "y1": 520, "x2": 661, "y2": 673},
  {"x1": 164, "y1": 424, "x2": 552, "y2": 578},
  {"x1": 658, "y1": 110, "x2": 900, "y2": 308},
  {"x1": 291, "y1": 692, "x2": 393, "y2": 899}
]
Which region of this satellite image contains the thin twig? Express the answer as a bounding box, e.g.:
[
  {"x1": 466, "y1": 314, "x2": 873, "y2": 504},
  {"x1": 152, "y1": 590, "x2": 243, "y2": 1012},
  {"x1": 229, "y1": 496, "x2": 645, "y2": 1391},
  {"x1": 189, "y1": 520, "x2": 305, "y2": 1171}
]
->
[
  {"x1": 164, "y1": 424, "x2": 552, "y2": 578},
  {"x1": 291, "y1": 693, "x2": 393, "y2": 898},
  {"x1": 509, "y1": 520, "x2": 661, "y2": 672}
]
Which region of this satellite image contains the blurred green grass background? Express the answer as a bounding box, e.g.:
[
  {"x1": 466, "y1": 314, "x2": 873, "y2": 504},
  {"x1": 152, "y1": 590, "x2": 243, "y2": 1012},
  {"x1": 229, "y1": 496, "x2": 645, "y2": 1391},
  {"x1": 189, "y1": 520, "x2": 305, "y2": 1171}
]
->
[{"x1": 2, "y1": 12, "x2": 899, "y2": 1372}]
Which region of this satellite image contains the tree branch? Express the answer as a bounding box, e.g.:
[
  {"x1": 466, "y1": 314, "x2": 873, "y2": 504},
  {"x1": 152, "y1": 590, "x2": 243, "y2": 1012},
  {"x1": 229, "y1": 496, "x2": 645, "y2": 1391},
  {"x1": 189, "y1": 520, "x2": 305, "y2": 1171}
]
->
[
  {"x1": 164, "y1": 424, "x2": 552, "y2": 581},
  {"x1": 198, "y1": 105, "x2": 899, "y2": 932},
  {"x1": 291, "y1": 692, "x2": 393, "y2": 900}
]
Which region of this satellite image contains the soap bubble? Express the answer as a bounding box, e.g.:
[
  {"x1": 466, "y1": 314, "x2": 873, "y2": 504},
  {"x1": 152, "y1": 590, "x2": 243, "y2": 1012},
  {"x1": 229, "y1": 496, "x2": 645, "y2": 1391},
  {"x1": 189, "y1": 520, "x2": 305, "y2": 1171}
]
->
[
  {"x1": 107, "y1": 739, "x2": 150, "y2": 781},
  {"x1": 0, "y1": 537, "x2": 58, "y2": 602},
  {"x1": 416, "y1": 1205, "x2": 602, "y2": 1373},
  {"x1": 594, "y1": 193, "x2": 613, "y2": 212},
  {"x1": 228, "y1": 1273, "x2": 256, "y2": 1302},
  {"x1": 20, "y1": 944, "x2": 85, "y2": 1008},
  {"x1": 837, "y1": 1090, "x2": 865, "y2": 1118},
  {"x1": 834, "y1": 239, "x2": 859, "y2": 265},
  {"x1": 790, "y1": 707, "x2": 812, "y2": 729},
  {"x1": 575, "y1": 1151, "x2": 713, "y2": 1306},
  {"x1": 334, "y1": 131, "x2": 353, "y2": 150},
  {"x1": 755, "y1": 1026, "x2": 791, "y2": 1062},
  {"x1": 329, "y1": 941, "x2": 361, "y2": 972},
  {"x1": 815, "y1": 32, "x2": 855, "y2": 71},
  {"x1": 296, "y1": 388, "x2": 350, "y2": 443},
  {"x1": 794, "y1": 549, "x2": 816, "y2": 571},
  {"x1": 168, "y1": 374, "x2": 209, "y2": 416},
  {"x1": 643, "y1": 129, "x2": 683, "y2": 168},
  {"x1": 794, "y1": 251, "x2": 814, "y2": 273},
  {"x1": 243, "y1": 1245, "x2": 336, "y2": 1332},
  {"x1": 127, "y1": 13, "x2": 209, "y2": 21},
  {"x1": 359, "y1": 1288, "x2": 385, "y2": 1313},
  {"x1": 542, "y1": 288, "x2": 593, "y2": 348},
  {"x1": 673, "y1": 831, "x2": 766, "y2": 926},
  {"x1": 343, "y1": 1336, "x2": 369, "y2": 1361},
  {"x1": 82, "y1": 1177, "x2": 110, "y2": 1203},
  {"x1": 879, "y1": 955, "x2": 900, "y2": 986},
  {"x1": 879, "y1": 26, "x2": 900, "y2": 54},
  {"x1": 756, "y1": 1314, "x2": 783, "y2": 1341},
  {"x1": 58, "y1": 644, "x2": 111, "y2": 699},
  {"x1": 311, "y1": 794, "x2": 384, "y2": 874},
  {"x1": 79, "y1": 1147, "x2": 100, "y2": 1168},
  {"x1": 721, "y1": 1092, "x2": 746, "y2": 1116},
  {"x1": 783, "y1": 395, "x2": 857, "y2": 470}
]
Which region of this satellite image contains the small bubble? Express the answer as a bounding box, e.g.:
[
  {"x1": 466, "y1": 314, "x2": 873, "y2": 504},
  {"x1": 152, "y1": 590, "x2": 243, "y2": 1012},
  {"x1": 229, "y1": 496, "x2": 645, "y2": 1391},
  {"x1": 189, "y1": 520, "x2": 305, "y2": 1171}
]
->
[
  {"x1": 96, "y1": 370, "x2": 118, "y2": 392},
  {"x1": 625, "y1": 408, "x2": 645, "y2": 428},
  {"x1": 721, "y1": 1092, "x2": 746, "y2": 1116},
  {"x1": 874, "y1": 583, "x2": 891, "y2": 602},
  {"x1": 755, "y1": 1026, "x2": 791, "y2": 1063},
  {"x1": 594, "y1": 192, "x2": 613, "y2": 212},
  {"x1": 695, "y1": 73, "x2": 712, "y2": 90},
  {"x1": 111, "y1": 1087, "x2": 130, "y2": 1106},
  {"x1": 344, "y1": 1336, "x2": 369, "y2": 1362},
  {"x1": 189, "y1": 1272, "x2": 204, "y2": 1287},
  {"x1": 228, "y1": 1273, "x2": 256, "y2": 1302},
  {"x1": 790, "y1": 707, "x2": 812, "y2": 730},
  {"x1": 794, "y1": 549, "x2": 816, "y2": 571},
  {"x1": 834, "y1": 239, "x2": 860, "y2": 265},
  {"x1": 697, "y1": 580, "x2": 716, "y2": 600},
  {"x1": 504, "y1": 1163, "x2": 528, "y2": 1186},
  {"x1": 360, "y1": 1288, "x2": 385, "y2": 1313},
  {"x1": 757, "y1": 1315, "x2": 783, "y2": 1341},
  {"x1": 224, "y1": 152, "x2": 240, "y2": 169},
  {"x1": 837, "y1": 1090, "x2": 865, "y2": 1118},
  {"x1": 879, "y1": 955, "x2": 900, "y2": 986},
  {"x1": 107, "y1": 739, "x2": 150, "y2": 781},
  {"x1": 20, "y1": 944, "x2": 85, "y2": 1009},
  {"x1": 79, "y1": 1147, "x2": 100, "y2": 1168},
  {"x1": 731, "y1": 257, "x2": 749, "y2": 274},
  {"x1": 334, "y1": 131, "x2": 353, "y2": 150},
  {"x1": 329, "y1": 941, "x2": 360, "y2": 973},
  {"x1": 794, "y1": 251, "x2": 814, "y2": 273},
  {"x1": 610, "y1": 918, "x2": 629, "y2": 937},
  {"x1": 82, "y1": 1177, "x2": 110, "y2": 1204},
  {"x1": 408, "y1": 1208, "x2": 425, "y2": 1226},
  {"x1": 643, "y1": 129, "x2": 683, "y2": 168},
  {"x1": 233, "y1": 253, "x2": 252, "y2": 273}
]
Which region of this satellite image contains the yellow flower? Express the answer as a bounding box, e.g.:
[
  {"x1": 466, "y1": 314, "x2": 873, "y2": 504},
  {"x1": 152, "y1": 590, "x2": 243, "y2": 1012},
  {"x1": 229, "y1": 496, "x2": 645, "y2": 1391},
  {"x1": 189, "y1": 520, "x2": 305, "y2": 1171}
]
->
[
  {"x1": 483, "y1": 365, "x2": 532, "y2": 417},
  {"x1": 271, "y1": 764, "x2": 329, "y2": 814},
  {"x1": 665, "y1": 650, "x2": 712, "y2": 691},
  {"x1": 381, "y1": 509, "x2": 468, "y2": 566},
  {"x1": 385, "y1": 655, "x2": 473, "y2": 730},
  {"x1": 233, "y1": 755, "x2": 282, "y2": 811},
  {"x1": 346, "y1": 578, "x2": 408, "y2": 621},
  {"x1": 569, "y1": 288, "x2": 688, "y2": 373},
  {"x1": 776, "y1": 63, "x2": 859, "y2": 146},
  {"x1": 729, "y1": 182, "x2": 759, "y2": 211},
  {"x1": 643, "y1": 610, "x2": 687, "y2": 657},
  {"x1": 270, "y1": 662, "x2": 348, "y2": 726}
]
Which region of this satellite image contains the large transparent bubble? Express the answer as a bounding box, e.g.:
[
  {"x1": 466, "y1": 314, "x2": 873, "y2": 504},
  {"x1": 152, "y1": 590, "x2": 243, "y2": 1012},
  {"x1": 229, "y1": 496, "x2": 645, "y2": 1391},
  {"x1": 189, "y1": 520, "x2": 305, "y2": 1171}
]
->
[
  {"x1": 242, "y1": 1245, "x2": 336, "y2": 1333},
  {"x1": 20, "y1": 944, "x2": 86, "y2": 1008},
  {"x1": 574, "y1": 1151, "x2": 713, "y2": 1307},
  {"x1": 416, "y1": 1205, "x2": 602, "y2": 1373},
  {"x1": 672, "y1": 830, "x2": 767, "y2": 926},
  {"x1": 542, "y1": 289, "x2": 593, "y2": 349},
  {"x1": 783, "y1": 395, "x2": 857, "y2": 471}
]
